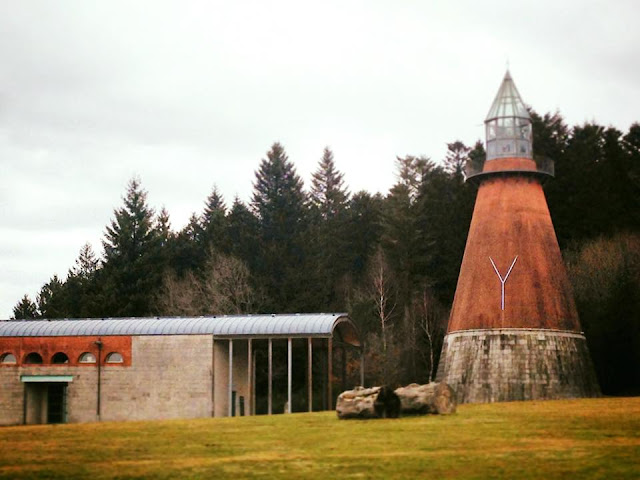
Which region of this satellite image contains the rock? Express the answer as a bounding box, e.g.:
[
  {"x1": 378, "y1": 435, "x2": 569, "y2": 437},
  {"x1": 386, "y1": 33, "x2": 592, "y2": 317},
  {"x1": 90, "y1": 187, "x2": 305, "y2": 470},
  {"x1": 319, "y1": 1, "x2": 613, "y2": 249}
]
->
[
  {"x1": 337, "y1": 382, "x2": 456, "y2": 419},
  {"x1": 336, "y1": 386, "x2": 380, "y2": 419},
  {"x1": 394, "y1": 382, "x2": 457, "y2": 415}
]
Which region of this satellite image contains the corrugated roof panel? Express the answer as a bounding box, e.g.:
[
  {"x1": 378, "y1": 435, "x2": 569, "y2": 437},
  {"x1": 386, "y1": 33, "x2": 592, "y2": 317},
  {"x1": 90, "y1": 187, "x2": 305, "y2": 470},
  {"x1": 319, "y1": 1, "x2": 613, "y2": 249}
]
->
[
  {"x1": 191, "y1": 317, "x2": 212, "y2": 334},
  {"x1": 0, "y1": 313, "x2": 354, "y2": 340},
  {"x1": 37, "y1": 322, "x2": 56, "y2": 336},
  {"x1": 171, "y1": 317, "x2": 191, "y2": 335}
]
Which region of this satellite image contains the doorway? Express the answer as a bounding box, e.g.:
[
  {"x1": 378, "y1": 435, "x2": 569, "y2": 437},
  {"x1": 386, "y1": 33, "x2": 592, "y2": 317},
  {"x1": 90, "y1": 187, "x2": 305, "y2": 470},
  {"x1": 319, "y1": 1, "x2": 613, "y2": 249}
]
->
[
  {"x1": 47, "y1": 383, "x2": 67, "y2": 423},
  {"x1": 24, "y1": 382, "x2": 68, "y2": 424}
]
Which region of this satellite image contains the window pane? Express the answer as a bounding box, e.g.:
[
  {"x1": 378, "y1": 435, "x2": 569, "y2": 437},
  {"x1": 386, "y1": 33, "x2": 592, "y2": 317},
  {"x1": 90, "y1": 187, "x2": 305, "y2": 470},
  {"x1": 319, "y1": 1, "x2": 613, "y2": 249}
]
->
[
  {"x1": 24, "y1": 352, "x2": 43, "y2": 364},
  {"x1": 0, "y1": 353, "x2": 17, "y2": 364},
  {"x1": 106, "y1": 352, "x2": 124, "y2": 363},
  {"x1": 52, "y1": 352, "x2": 69, "y2": 364},
  {"x1": 79, "y1": 352, "x2": 97, "y2": 363}
]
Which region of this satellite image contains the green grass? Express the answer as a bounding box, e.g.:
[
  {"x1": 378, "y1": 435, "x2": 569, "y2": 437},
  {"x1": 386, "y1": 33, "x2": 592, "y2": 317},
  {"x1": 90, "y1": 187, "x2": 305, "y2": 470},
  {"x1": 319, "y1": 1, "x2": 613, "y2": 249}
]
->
[{"x1": 0, "y1": 398, "x2": 638, "y2": 479}]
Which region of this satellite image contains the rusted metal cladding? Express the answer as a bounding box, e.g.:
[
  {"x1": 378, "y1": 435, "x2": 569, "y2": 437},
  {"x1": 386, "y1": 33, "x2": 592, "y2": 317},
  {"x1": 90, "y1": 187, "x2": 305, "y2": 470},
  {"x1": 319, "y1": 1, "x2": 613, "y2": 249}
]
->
[{"x1": 447, "y1": 166, "x2": 581, "y2": 333}]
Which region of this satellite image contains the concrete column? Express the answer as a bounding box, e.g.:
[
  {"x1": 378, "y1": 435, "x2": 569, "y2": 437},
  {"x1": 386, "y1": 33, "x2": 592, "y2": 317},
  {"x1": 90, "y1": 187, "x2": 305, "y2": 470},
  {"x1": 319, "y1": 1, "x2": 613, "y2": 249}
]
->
[
  {"x1": 247, "y1": 338, "x2": 252, "y2": 416},
  {"x1": 228, "y1": 339, "x2": 233, "y2": 417},
  {"x1": 307, "y1": 337, "x2": 313, "y2": 412},
  {"x1": 341, "y1": 347, "x2": 347, "y2": 392},
  {"x1": 287, "y1": 337, "x2": 292, "y2": 414},
  {"x1": 268, "y1": 338, "x2": 273, "y2": 415},
  {"x1": 211, "y1": 338, "x2": 216, "y2": 417},
  {"x1": 328, "y1": 337, "x2": 333, "y2": 410}
]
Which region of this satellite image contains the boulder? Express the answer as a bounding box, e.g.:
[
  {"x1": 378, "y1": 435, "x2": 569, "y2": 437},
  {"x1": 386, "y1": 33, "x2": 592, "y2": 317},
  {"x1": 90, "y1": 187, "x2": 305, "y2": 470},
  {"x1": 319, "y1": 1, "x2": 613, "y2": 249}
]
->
[
  {"x1": 394, "y1": 382, "x2": 457, "y2": 415},
  {"x1": 336, "y1": 386, "x2": 400, "y2": 419},
  {"x1": 336, "y1": 382, "x2": 455, "y2": 419}
]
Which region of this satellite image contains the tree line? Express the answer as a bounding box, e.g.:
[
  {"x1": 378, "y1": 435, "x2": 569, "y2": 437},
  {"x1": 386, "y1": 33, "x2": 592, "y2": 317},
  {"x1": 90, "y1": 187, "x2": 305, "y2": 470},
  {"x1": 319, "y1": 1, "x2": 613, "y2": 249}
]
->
[{"x1": 11, "y1": 112, "x2": 640, "y2": 395}]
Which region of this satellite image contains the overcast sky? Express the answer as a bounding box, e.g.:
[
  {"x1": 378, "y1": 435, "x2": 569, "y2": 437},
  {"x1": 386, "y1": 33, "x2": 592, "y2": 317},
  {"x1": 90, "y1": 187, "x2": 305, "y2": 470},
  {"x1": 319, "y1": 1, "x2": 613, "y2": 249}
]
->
[{"x1": 1, "y1": 0, "x2": 639, "y2": 318}]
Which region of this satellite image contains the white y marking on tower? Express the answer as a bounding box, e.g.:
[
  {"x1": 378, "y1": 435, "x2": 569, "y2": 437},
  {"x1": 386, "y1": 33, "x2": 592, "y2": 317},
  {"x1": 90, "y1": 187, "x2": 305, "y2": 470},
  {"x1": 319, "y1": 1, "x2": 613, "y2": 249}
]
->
[{"x1": 489, "y1": 256, "x2": 518, "y2": 311}]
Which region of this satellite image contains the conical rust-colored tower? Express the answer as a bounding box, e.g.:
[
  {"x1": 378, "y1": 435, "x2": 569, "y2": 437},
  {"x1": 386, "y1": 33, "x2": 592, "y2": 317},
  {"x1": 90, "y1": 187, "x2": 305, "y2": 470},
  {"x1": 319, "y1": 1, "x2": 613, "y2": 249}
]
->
[{"x1": 436, "y1": 71, "x2": 600, "y2": 403}]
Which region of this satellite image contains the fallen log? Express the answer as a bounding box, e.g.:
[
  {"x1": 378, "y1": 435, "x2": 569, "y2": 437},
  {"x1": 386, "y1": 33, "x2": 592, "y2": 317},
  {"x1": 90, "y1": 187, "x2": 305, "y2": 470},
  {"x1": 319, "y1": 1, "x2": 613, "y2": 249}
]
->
[
  {"x1": 336, "y1": 386, "x2": 400, "y2": 419},
  {"x1": 394, "y1": 382, "x2": 457, "y2": 415},
  {"x1": 336, "y1": 382, "x2": 455, "y2": 419}
]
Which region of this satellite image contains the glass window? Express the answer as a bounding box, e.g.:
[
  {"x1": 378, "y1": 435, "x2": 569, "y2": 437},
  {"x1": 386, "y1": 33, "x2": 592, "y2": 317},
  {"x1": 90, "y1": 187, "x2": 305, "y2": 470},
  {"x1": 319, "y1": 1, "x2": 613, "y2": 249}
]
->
[
  {"x1": 52, "y1": 352, "x2": 69, "y2": 364},
  {"x1": 24, "y1": 352, "x2": 43, "y2": 364},
  {"x1": 0, "y1": 353, "x2": 17, "y2": 364},
  {"x1": 105, "y1": 352, "x2": 124, "y2": 363},
  {"x1": 78, "y1": 352, "x2": 97, "y2": 364}
]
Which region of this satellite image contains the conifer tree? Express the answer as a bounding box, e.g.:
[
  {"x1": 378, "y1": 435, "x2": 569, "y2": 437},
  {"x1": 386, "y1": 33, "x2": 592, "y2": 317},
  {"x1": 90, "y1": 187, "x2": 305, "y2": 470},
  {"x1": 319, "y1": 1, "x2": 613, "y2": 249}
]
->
[
  {"x1": 101, "y1": 177, "x2": 162, "y2": 316},
  {"x1": 12, "y1": 295, "x2": 39, "y2": 320},
  {"x1": 173, "y1": 213, "x2": 205, "y2": 276},
  {"x1": 252, "y1": 142, "x2": 309, "y2": 311},
  {"x1": 37, "y1": 275, "x2": 66, "y2": 319},
  {"x1": 227, "y1": 197, "x2": 260, "y2": 272},
  {"x1": 201, "y1": 186, "x2": 229, "y2": 254},
  {"x1": 345, "y1": 191, "x2": 384, "y2": 279},
  {"x1": 65, "y1": 243, "x2": 102, "y2": 318},
  {"x1": 308, "y1": 147, "x2": 351, "y2": 309},
  {"x1": 310, "y1": 147, "x2": 349, "y2": 219}
]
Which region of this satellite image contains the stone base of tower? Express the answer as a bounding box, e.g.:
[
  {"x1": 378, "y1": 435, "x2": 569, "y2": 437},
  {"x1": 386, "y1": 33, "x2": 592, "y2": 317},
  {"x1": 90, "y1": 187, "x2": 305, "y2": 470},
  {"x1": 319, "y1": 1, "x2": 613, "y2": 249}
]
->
[{"x1": 436, "y1": 329, "x2": 600, "y2": 403}]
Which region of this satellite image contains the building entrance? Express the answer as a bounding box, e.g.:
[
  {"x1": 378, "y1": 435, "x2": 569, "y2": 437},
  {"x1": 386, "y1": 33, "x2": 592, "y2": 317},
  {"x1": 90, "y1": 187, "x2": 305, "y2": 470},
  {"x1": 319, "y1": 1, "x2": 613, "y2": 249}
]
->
[
  {"x1": 46, "y1": 383, "x2": 66, "y2": 423},
  {"x1": 21, "y1": 375, "x2": 72, "y2": 424}
]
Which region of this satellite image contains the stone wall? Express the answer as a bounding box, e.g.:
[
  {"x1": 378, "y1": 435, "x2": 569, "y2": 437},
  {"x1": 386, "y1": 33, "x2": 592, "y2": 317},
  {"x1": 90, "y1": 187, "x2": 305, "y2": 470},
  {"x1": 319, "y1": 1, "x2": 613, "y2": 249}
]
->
[
  {"x1": 100, "y1": 335, "x2": 213, "y2": 421},
  {"x1": 0, "y1": 334, "x2": 214, "y2": 425},
  {"x1": 436, "y1": 328, "x2": 601, "y2": 403}
]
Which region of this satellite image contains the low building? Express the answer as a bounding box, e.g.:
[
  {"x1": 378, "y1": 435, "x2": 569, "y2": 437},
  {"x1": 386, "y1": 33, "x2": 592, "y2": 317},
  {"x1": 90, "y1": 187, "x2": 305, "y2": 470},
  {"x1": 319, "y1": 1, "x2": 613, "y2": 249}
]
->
[{"x1": 0, "y1": 313, "x2": 361, "y2": 425}]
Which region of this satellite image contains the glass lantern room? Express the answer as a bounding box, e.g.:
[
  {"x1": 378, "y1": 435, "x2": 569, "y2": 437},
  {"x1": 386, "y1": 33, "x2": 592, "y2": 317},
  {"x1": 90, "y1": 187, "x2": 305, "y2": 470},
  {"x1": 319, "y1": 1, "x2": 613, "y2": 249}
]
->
[{"x1": 485, "y1": 71, "x2": 532, "y2": 161}]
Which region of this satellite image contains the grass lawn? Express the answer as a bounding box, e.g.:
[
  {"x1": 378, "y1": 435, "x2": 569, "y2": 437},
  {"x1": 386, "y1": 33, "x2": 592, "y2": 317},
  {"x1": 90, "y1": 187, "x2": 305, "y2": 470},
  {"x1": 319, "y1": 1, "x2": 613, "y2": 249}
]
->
[{"x1": 0, "y1": 397, "x2": 638, "y2": 479}]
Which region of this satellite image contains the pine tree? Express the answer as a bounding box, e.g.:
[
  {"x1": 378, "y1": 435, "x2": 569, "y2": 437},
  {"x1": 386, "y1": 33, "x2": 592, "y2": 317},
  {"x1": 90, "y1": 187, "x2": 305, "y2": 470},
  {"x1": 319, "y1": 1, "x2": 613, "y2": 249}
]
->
[
  {"x1": 37, "y1": 275, "x2": 67, "y2": 319},
  {"x1": 444, "y1": 141, "x2": 471, "y2": 179},
  {"x1": 308, "y1": 147, "x2": 351, "y2": 309},
  {"x1": 310, "y1": 147, "x2": 349, "y2": 219},
  {"x1": 227, "y1": 197, "x2": 260, "y2": 273},
  {"x1": 345, "y1": 191, "x2": 384, "y2": 279},
  {"x1": 65, "y1": 243, "x2": 102, "y2": 318},
  {"x1": 200, "y1": 187, "x2": 229, "y2": 253},
  {"x1": 156, "y1": 207, "x2": 173, "y2": 248},
  {"x1": 252, "y1": 142, "x2": 309, "y2": 311},
  {"x1": 414, "y1": 159, "x2": 475, "y2": 303},
  {"x1": 101, "y1": 177, "x2": 162, "y2": 316},
  {"x1": 12, "y1": 295, "x2": 39, "y2": 320},
  {"x1": 172, "y1": 213, "x2": 205, "y2": 276}
]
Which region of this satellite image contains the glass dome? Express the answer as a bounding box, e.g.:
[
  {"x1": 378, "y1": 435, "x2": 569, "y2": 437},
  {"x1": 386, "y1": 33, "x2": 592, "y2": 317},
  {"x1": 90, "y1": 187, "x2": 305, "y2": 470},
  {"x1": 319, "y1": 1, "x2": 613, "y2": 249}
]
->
[{"x1": 485, "y1": 71, "x2": 532, "y2": 161}]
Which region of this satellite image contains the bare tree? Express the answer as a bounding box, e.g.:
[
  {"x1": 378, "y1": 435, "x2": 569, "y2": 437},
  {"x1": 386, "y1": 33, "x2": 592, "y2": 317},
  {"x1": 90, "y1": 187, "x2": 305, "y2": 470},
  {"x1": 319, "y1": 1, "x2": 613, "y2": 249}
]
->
[
  {"x1": 414, "y1": 286, "x2": 447, "y2": 382},
  {"x1": 156, "y1": 248, "x2": 256, "y2": 316},
  {"x1": 202, "y1": 249, "x2": 256, "y2": 314},
  {"x1": 368, "y1": 247, "x2": 397, "y2": 384}
]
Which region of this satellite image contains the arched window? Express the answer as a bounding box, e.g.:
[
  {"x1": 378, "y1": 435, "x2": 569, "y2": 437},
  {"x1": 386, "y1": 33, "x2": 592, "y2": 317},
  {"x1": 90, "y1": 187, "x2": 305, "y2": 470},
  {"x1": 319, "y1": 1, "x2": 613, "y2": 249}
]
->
[
  {"x1": 78, "y1": 352, "x2": 97, "y2": 364},
  {"x1": 51, "y1": 352, "x2": 69, "y2": 364},
  {"x1": 105, "y1": 352, "x2": 124, "y2": 363},
  {"x1": 24, "y1": 352, "x2": 43, "y2": 364},
  {"x1": 0, "y1": 353, "x2": 17, "y2": 364}
]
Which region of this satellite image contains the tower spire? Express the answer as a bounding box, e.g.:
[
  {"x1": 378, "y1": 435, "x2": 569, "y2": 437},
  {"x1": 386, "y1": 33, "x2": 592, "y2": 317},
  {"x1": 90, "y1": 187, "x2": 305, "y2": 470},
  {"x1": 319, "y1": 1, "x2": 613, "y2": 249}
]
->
[{"x1": 485, "y1": 71, "x2": 532, "y2": 161}]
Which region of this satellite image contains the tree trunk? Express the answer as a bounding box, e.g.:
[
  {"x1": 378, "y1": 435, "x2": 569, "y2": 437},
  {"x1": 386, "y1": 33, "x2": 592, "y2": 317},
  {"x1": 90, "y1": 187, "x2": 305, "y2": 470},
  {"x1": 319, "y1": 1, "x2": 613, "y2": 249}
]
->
[{"x1": 336, "y1": 386, "x2": 400, "y2": 419}]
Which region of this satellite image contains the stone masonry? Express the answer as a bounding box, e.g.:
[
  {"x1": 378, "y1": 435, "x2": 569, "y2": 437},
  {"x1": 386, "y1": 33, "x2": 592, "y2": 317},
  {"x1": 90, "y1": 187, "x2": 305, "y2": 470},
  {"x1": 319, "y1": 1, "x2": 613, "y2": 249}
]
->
[
  {"x1": 436, "y1": 329, "x2": 601, "y2": 403},
  {"x1": 0, "y1": 334, "x2": 214, "y2": 425}
]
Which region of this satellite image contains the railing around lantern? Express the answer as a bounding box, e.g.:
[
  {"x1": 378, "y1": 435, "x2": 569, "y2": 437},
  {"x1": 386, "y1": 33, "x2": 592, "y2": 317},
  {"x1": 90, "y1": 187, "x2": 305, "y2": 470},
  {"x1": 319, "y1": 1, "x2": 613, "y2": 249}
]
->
[{"x1": 465, "y1": 154, "x2": 554, "y2": 183}]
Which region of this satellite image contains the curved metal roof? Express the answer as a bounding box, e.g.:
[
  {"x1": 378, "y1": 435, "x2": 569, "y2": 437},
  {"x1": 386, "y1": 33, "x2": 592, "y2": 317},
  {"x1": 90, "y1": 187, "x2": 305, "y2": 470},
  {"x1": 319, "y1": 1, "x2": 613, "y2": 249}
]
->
[{"x1": 0, "y1": 313, "x2": 354, "y2": 340}]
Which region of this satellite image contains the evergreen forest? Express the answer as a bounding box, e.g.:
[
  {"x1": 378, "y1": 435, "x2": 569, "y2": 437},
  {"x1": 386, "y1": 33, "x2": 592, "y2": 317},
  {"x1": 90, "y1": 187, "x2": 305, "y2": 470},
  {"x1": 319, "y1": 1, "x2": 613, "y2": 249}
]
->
[{"x1": 11, "y1": 112, "x2": 640, "y2": 396}]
